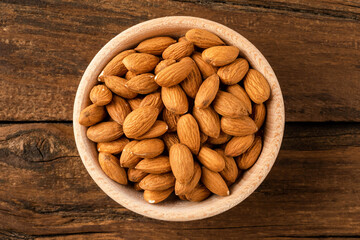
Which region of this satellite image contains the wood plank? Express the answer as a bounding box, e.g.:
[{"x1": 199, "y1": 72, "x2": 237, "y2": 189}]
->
[
  {"x1": 0, "y1": 122, "x2": 359, "y2": 239},
  {"x1": 0, "y1": 0, "x2": 359, "y2": 122}
]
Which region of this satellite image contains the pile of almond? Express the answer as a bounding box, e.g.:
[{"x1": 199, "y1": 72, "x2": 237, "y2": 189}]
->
[{"x1": 79, "y1": 28, "x2": 270, "y2": 204}]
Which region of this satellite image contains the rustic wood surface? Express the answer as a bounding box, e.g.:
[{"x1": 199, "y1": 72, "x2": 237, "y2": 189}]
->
[{"x1": 1, "y1": 0, "x2": 360, "y2": 239}]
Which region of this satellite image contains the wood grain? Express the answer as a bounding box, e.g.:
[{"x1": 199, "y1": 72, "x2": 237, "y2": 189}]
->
[
  {"x1": 0, "y1": 0, "x2": 359, "y2": 122},
  {"x1": 0, "y1": 122, "x2": 359, "y2": 239}
]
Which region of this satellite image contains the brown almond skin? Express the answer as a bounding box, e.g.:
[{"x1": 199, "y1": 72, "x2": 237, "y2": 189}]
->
[
  {"x1": 79, "y1": 104, "x2": 106, "y2": 127},
  {"x1": 139, "y1": 173, "x2": 176, "y2": 191},
  {"x1": 237, "y1": 136, "x2": 262, "y2": 170},
  {"x1": 212, "y1": 90, "x2": 248, "y2": 117},
  {"x1": 194, "y1": 74, "x2": 220, "y2": 109},
  {"x1": 154, "y1": 59, "x2": 176, "y2": 75},
  {"x1": 123, "y1": 106, "x2": 159, "y2": 138},
  {"x1": 162, "y1": 41, "x2": 194, "y2": 60},
  {"x1": 226, "y1": 84, "x2": 252, "y2": 114},
  {"x1": 106, "y1": 96, "x2": 131, "y2": 125},
  {"x1": 134, "y1": 182, "x2": 143, "y2": 191},
  {"x1": 131, "y1": 138, "x2": 165, "y2": 158},
  {"x1": 104, "y1": 75, "x2": 137, "y2": 99},
  {"x1": 97, "y1": 138, "x2": 130, "y2": 155},
  {"x1": 244, "y1": 69, "x2": 271, "y2": 104},
  {"x1": 99, "y1": 49, "x2": 135, "y2": 80},
  {"x1": 185, "y1": 184, "x2": 211, "y2": 202},
  {"x1": 202, "y1": 46, "x2": 239, "y2": 67},
  {"x1": 135, "y1": 120, "x2": 168, "y2": 140},
  {"x1": 162, "y1": 108, "x2": 180, "y2": 132},
  {"x1": 120, "y1": 141, "x2": 141, "y2": 168},
  {"x1": 135, "y1": 156, "x2": 171, "y2": 174},
  {"x1": 169, "y1": 143, "x2": 195, "y2": 184},
  {"x1": 144, "y1": 188, "x2": 174, "y2": 204},
  {"x1": 221, "y1": 116, "x2": 258, "y2": 137},
  {"x1": 162, "y1": 133, "x2": 180, "y2": 151},
  {"x1": 225, "y1": 134, "x2": 255, "y2": 157},
  {"x1": 177, "y1": 114, "x2": 201, "y2": 155},
  {"x1": 125, "y1": 73, "x2": 159, "y2": 94},
  {"x1": 192, "y1": 106, "x2": 220, "y2": 138},
  {"x1": 201, "y1": 167, "x2": 229, "y2": 196},
  {"x1": 175, "y1": 162, "x2": 201, "y2": 195},
  {"x1": 128, "y1": 168, "x2": 148, "y2": 182},
  {"x1": 161, "y1": 85, "x2": 189, "y2": 115},
  {"x1": 139, "y1": 92, "x2": 164, "y2": 111},
  {"x1": 125, "y1": 71, "x2": 137, "y2": 80},
  {"x1": 87, "y1": 121, "x2": 123, "y2": 143},
  {"x1": 200, "y1": 132, "x2": 208, "y2": 144},
  {"x1": 252, "y1": 103, "x2": 266, "y2": 129},
  {"x1": 178, "y1": 194, "x2": 187, "y2": 200},
  {"x1": 217, "y1": 58, "x2": 249, "y2": 85},
  {"x1": 207, "y1": 131, "x2": 231, "y2": 145},
  {"x1": 135, "y1": 36, "x2": 176, "y2": 55},
  {"x1": 122, "y1": 53, "x2": 159, "y2": 74},
  {"x1": 197, "y1": 147, "x2": 225, "y2": 172},
  {"x1": 98, "y1": 152, "x2": 127, "y2": 185},
  {"x1": 216, "y1": 149, "x2": 238, "y2": 183},
  {"x1": 192, "y1": 52, "x2": 217, "y2": 79},
  {"x1": 154, "y1": 57, "x2": 194, "y2": 87},
  {"x1": 127, "y1": 98, "x2": 142, "y2": 111},
  {"x1": 180, "y1": 58, "x2": 202, "y2": 98},
  {"x1": 90, "y1": 85, "x2": 113, "y2": 106},
  {"x1": 185, "y1": 28, "x2": 225, "y2": 48}
]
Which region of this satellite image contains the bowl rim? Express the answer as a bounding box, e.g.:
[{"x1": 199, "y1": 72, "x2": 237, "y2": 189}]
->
[{"x1": 73, "y1": 16, "x2": 285, "y2": 221}]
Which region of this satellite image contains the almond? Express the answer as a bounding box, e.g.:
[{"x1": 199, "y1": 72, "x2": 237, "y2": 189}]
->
[
  {"x1": 200, "y1": 132, "x2": 208, "y2": 144},
  {"x1": 162, "y1": 133, "x2": 180, "y2": 151},
  {"x1": 128, "y1": 168, "x2": 148, "y2": 182},
  {"x1": 139, "y1": 92, "x2": 163, "y2": 111},
  {"x1": 175, "y1": 162, "x2": 201, "y2": 195},
  {"x1": 224, "y1": 134, "x2": 255, "y2": 157},
  {"x1": 135, "y1": 36, "x2": 176, "y2": 55},
  {"x1": 162, "y1": 108, "x2": 180, "y2": 132},
  {"x1": 217, "y1": 58, "x2": 249, "y2": 85},
  {"x1": 191, "y1": 52, "x2": 217, "y2": 79},
  {"x1": 122, "y1": 53, "x2": 159, "y2": 74},
  {"x1": 79, "y1": 104, "x2": 106, "y2": 127},
  {"x1": 201, "y1": 167, "x2": 229, "y2": 196},
  {"x1": 185, "y1": 184, "x2": 211, "y2": 202},
  {"x1": 215, "y1": 149, "x2": 238, "y2": 183},
  {"x1": 192, "y1": 106, "x2": 220, "y2": 138},
  {"x1": 106, "y1": 96, "x2": 131, "y2": 125},
  {"x1": 194, "y1": 74, "x2": 220, "y2": 109},
  {"x1": 178, "y1": 36, "x2": 187, "y2": 42},
  {"x1": 104, "y1": 76, "x2": 137, "y2": 99},
  {"x1": 99, "y1": 49, "x2": 135, "y2": 80},
  {"x1": 252, "y1": 103, "x2": 266, "y2": 129},
  {"x1": 97, "y1": 137, "x2": 130, "y2": 155},
  {"x1": 135, "y1": 120, "x2": 168, "y2": 140},
  {"x1": 178, "y1": 195, "x2": 187, "y2": 200},
  {"x1": 207, "y1": 131, "x2": 231, "y2": 145},
  {"x1": 237, "y1": 136, "x2": 262, "y2": 170},
  {"x1": 177, "y1": 114, "x2": 201, "y2": 154},
  {"x1": 125, "y1": 71, "x2": 137, "y2": 80},
  {"x1": 127, "y1": 98, "x2": 142, "y2": 111},
  {"x1": 154, "y1": 57, "x2": 194, "y2": 87},
  {"x1": 180, "y1": 59, "x2": 202, "y2": 98},
  {"x1": 221, "y1": 116, "x2": 258, "y2": 137},
  {"x1": 154, "y1": 59, "x2": 176, "y2": 75},
  {"x1": 161, "y1": 85, "x2": 188, "y2": 115},
  {"x1": 202, "y1": 46, "x2": 239, "y2": 67},
  {"x1": 125, "y1": 73, "x2": 159, "y2": 94},
  {"x1": 169, "y1": 143, "x2": 195, "y2": 184},
  {"x1": 185, "y1": 28, "x2": 225, "y2": 48},
  {"x1": 87, "y1": 121, "x2": 123, "y2": 143},
  {"x1": 212, "y1": 90, "x2": 248, "y2": 117},
  {"x1": 162, "y1": 41, "x2": 194, "y2": 60},
  {"x1": 120, "y1": 140, "x2": 141, "y2": 168},
  {"x1": 139, "y1": 173, "x2": 175, "y2": 191},
  {"x1": 98, "y1": 152, "x2": 127, "y2": 185},
  {"x1": 144, "y1": 188, "x2": 173, "y2": 204},
  {"x1": 131, "y1": 138, "x2": 164, "y2": 158},
  {"x1": 135, "y1": 156, "x2": 171, "y2": 174},
  {"x1": 134, "y1": 182, "x2": 143, "y2": 191},
  {"x1": 90, "y1": 85, "x2": 113, "y2": 106},
  {"x1": 197, "y1": 147, "x2": 225, "y2": 172},
  {"x1": 123, "y1": 106, "x2": 159, "y2": 138},
  {"x1": 226, "y1": 84, "x2": 252, "y2": 114},
  {"x1": 244, "y1": 69, "x2": 270, "y2": 104}
]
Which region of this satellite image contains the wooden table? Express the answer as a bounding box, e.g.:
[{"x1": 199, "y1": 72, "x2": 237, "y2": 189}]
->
[{"x1": 1, "y1": 1, "x2": 359, "y2": 239}]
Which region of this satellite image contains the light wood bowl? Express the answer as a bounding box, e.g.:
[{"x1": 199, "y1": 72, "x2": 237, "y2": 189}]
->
[{"x1": 73, "y1": 16, "x2": 285, "y2": 221}]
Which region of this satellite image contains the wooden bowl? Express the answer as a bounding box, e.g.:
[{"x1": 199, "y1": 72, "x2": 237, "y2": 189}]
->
[{"x1": 73, "y1": 16, "x2": 285, "y2": 221}]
